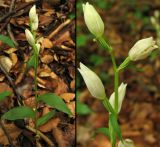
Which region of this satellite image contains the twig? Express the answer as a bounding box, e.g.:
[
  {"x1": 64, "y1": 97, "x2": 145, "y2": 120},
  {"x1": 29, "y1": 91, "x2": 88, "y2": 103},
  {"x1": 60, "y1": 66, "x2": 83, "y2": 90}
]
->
[
  {"x1": 0, "y1": 1, "x2": 37, "y2": 23},
  {"x1": 0, "y1": 120, "x2": 14, "y2": 147},
  {"x1": 7, "y1": 0, "x2": 18, "y2": 47},
  {"x1": 0, "y1": 63, "x2": 23, "y2": 105},
  {"x1": 48, "y1": 19, "x2": 71, "y2": 39},
  {"x1": 26, "y1": 125, "x2": 54, "y2": 147},
  {"x1": 0, "y1": 18, "x2": 11, "y2": 33}
]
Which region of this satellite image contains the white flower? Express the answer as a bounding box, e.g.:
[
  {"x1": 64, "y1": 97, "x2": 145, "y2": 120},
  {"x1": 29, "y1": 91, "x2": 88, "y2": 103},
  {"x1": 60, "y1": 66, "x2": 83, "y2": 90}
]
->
[
  {"x1": 109, "y1": 83, "x2": 127, "y2": 113},
  {"x1": 129, "y1": 37, "x2": 158, "y2": 61},
  {"x1": 25, "y1": 29, "x2": 35, "y2": 46},
  {"x1": 29, "y1": 5, "x2": 38, "y2": 30},
  {"x1": 82, "y1": 2, "x2": 104, "y2": 37},
  {"x1": 78, "y1": 63, "x2": 106, "y2": 100},
  {"x1": 118, "y1": 139, "x2": 135, "y2": 147}
]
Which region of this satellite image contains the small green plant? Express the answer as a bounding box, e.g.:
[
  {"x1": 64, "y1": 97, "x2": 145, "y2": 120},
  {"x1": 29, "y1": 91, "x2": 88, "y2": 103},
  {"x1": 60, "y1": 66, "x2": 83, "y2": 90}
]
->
[
  {"x1": 78, "y1": 2, "x2": 158, "y2": 147},
  {"x1": 0, "y1": 5, "x2": 72, "y2": 144}
]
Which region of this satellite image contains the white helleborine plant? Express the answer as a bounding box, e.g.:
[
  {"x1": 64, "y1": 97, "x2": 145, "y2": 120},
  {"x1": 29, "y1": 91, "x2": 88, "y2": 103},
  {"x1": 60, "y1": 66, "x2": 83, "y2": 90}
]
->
[
  {"x1": 128, "y1": 37, "x2": 158, "y2": 61},
  {"x1": 109, "y1": 83, "x2": 127, "y2": 113},
  {"x1": 25, "y1": 29, "x2": 35, "y2": 46},
  {"x1": 82, "y1": 2, "x2": 104, "y2": 38},
  {"x1": 118, "y1": 139, "x2": 135, "y2": 147},
  {"x1": 78, "y1": 62, "x2": 106, "y2": 100},
  {"x1": 29, "y1": 5, "x2": 38, "y2": 31}
]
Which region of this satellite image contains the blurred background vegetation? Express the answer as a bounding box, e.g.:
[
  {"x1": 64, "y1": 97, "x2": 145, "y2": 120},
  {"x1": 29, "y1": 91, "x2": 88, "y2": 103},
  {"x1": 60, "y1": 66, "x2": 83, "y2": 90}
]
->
[{"x1": 76, "y1": 0, "x2": 160, "y2": 147}]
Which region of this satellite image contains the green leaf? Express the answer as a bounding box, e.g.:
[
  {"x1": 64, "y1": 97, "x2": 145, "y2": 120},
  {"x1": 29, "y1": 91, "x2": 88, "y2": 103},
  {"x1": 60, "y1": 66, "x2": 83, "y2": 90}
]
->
[
  {"x1": 0, "y1": 91, "x2": 12, "y2": 101},
  {"x1": 26, "y1": 54, "x2": 37, "y2": 70},
  {"x1": 37, "y1": 110, "x2": 56, "y2": 127},
  {"x1": 109, "y1": 113, "x2": 123, "y2": 141},
  {"x1": 2, "y1": 106, "x2": 35, "y2": 120},
  {"x1": 118, "y1": 57, "x2": 130, "y2": 71},
  {"x1": 95, "y1": 127, "x2": 110, "y2": 138},
  {"x1": 0, "y1": 35, "x2": 15, "y2": 48},
  {"x1": 77, "y1": 101, "x2": 92, "y2": 115},
  {"x1": 37, "y1": 93, "x2": 72, "y2": 115}
]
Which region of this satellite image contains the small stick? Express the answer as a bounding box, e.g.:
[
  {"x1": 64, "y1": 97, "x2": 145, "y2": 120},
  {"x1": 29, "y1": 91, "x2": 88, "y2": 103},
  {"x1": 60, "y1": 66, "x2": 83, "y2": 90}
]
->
[
  {"x1": 48, "y1": 19, "x2": 71, "y2": 39},
  {"x1": 0, "y1": 120, "x2": 14, "y2": 147},
  {"x1": 7, "y1": 0, "x2": 19, "y2": 47},
  {"x1": 26, "y1": 125, "x2": 54, "y2": 147},
  {"x1": 0, "y1": 63, "x2": 23, "y2": 105},
  {"x1": 0, "y1": 1, "x2": 37, "y2": 23}
]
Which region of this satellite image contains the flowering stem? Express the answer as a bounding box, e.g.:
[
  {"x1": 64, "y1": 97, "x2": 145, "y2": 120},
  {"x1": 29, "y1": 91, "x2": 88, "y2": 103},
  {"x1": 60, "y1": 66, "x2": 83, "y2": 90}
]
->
[
  {"x1": 98, "y1": 37, "x2": 119, "y2": 113},
  {"x1": 110, "y1": 52, "x2": 119, "y2": 113},
  {"x1": 30, "y1": 27, "x2": 39, "y2": 134},
  {"x1": 34, "y1": 53, "x2": 38, "y2": 132}
]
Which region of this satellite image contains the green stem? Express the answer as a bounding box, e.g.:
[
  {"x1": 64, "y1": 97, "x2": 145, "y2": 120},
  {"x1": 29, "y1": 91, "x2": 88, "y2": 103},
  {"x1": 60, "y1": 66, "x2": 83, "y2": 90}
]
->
[
  {"x1": 30, "y1": 26, "x2": 39, "y2": 133},
  {"x1": 98, "y1": 37, "x2": 119, "y2": 113},
  {"x1": 97, "y1": 37, "x2": 112, "y2": 53},
  {"x1": 34, "y1": 53, "x2": 38, "y2": 132}
]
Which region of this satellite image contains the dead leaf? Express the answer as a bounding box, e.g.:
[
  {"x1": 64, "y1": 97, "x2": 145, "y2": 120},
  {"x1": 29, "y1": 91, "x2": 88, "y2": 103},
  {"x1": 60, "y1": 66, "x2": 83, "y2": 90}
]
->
[
  {"x1": 60, "y1": 93, "x2": 75, "y2": 103},
  {"x1": 0, "y1": 56, "x2": 13, "y2": 72},
  {"x1": 0, "y1": 122, "x2": 22, "y2": 145},
  {"x1": 67, "y1": 101, "x2": 75, "y2": 117},
  {"x1": 10, "y1": 53, "x2": 18, "y2": 66},
  {"x1": 39, "y1": 118, "x2": 60, "y2": 132},
  {"x1": 41, "y1": 38, "x2": 53, "y2": 49},
  {"x1": 41, "y1": 54, "x2": 54, "y2": 64},
  {"x1": 4, "y1": 48, "x2": 17, "y2": 54}
]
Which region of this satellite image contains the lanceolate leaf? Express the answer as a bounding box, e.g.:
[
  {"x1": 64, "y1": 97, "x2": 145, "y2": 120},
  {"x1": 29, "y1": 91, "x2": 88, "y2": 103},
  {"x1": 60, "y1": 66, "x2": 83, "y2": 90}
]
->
[
  {"x1": 36, "y1": 110, "x2": 56, "y2": 127},
  {"x1": 37, "y1": 93, "x2": 72, "y2": 116},
  {"x1": 0, "y1": 35, "x2": 15, "y2": 48},
  {"x1": 0, "y1": 91, "x2": 12, "y2": 101},
  {"x1": 109, "y1": 113, "x2": 123, "y2": 141},
  {"x1": 95, "y1": 127, "x2": 110, "y2": 138},
  {"x1": 2, "y1": 106, "x2": 35, "y2": 120},
  {"x1": 77, "y1": 101, "x2": 92, "y2": 115}
]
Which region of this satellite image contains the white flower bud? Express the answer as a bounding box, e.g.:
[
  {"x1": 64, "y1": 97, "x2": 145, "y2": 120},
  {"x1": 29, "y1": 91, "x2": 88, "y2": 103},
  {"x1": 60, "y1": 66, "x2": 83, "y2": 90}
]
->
[
  {"x1": 118, "y1": 139, "x2": 135, "y2": 147},
  {"x1": 109, "y1": 83, "x2": 127, "y2": 113},
  {"x1": 25, "y1": 29, "x2": 35, "y2": 46},
  {"x1": 150, "y1": 17, "x2": 156, "y2": 25},
  {"x1": 154, "y1": 10, "x2": 159, "y2": 18},
  {"x1": 29, "y1": 5, "x2": 38, "y2": 30},
  {"x1": 82, "y1": 2, "x2": 104, "y2": 37},
  {"x1": 129, "y1": 37, "x2": 158, "y2": 61},
  {"x1": 78, "y1": 63, "x2": 106, "y2": 100}
]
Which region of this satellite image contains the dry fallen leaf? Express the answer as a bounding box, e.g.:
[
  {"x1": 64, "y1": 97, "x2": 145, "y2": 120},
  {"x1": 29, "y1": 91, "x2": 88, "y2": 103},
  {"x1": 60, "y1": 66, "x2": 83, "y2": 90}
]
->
[
  {"x1": 67, "y1": 101, "x2": 75, "y2": 117},
  {"x1": 60, "y1": 93, "x2": 75, "y2": 103},
  {"x1": 41, "y1": 54, "x2": 54, "y2": 64},
  {"x1": 39, "y1": 118, "x2": 60, "y2": 132},
  {"x1": 41, "y1": 38, "x2": 53, "y2": 49},
  {"x1": 0, "y1": 122, "x2": 22, "y2": 145},
  {"x1": 4, "y1": 48, "x2": 17, "y2": 54},
  {"x1": 10, "y1": 53, "x2": 18, "y2": 66},
  {"x1": 0, "y1": 56, "x2": 13, "y2": 72}
]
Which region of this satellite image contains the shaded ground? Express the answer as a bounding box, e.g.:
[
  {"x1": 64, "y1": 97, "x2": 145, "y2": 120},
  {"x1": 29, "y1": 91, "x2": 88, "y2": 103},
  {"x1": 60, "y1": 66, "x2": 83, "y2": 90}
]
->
[
  {"x1": 0, "y1": 0, "x2": 75, "y2": 146},
  {"x1": 77, "y1": 0, "x2": 160, "y2": 146}
]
